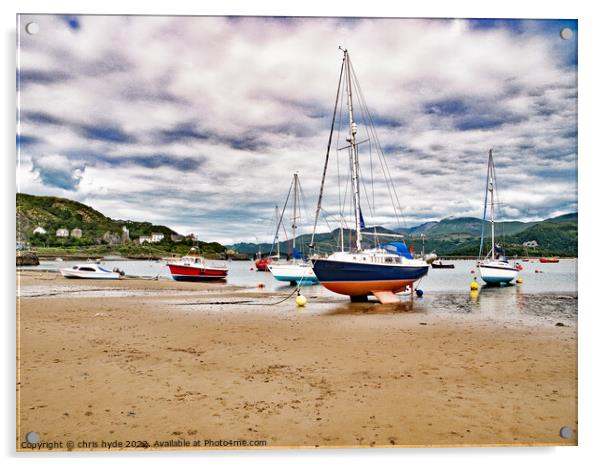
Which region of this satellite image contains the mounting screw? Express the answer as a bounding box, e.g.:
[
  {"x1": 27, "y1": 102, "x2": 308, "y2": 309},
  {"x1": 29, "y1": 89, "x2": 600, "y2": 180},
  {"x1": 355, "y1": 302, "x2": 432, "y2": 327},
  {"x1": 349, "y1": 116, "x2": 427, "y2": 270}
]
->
[
  {"x1": 559, "y1": 28, "x2": 573, "y2": 40},
  {"x1": 559, "y1": 426, "x2": 573, "y2": 439},
  {"x1": 25, "y1": 22, "x2": 39, "y2": 35}
]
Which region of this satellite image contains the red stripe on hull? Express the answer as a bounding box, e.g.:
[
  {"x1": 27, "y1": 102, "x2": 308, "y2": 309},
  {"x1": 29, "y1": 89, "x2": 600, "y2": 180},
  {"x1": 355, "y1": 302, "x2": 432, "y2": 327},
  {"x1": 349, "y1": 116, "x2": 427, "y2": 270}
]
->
[
  {"x1": 167, "y1": 264, "x2": 228, "y2": 278},
  {"x1": 320, "y1": 279, "x2": 415, "y2": 296}
]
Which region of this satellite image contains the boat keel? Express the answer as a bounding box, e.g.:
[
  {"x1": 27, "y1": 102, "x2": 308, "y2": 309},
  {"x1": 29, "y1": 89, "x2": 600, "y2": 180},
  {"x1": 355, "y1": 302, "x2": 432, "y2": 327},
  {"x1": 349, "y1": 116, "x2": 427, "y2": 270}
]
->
[{"x1": 371, "y1": 291, "x2": 400, "y2": 304}]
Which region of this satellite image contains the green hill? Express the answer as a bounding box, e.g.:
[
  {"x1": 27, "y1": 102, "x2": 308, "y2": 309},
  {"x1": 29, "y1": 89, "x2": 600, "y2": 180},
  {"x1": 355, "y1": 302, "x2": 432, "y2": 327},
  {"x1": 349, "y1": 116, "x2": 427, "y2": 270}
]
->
[
  {"x1": 16, "y1": 193, "x2": 226, "y2": 257},
  {"x1": 17, "y1": 193, "x2": 177, "y2": 246}
]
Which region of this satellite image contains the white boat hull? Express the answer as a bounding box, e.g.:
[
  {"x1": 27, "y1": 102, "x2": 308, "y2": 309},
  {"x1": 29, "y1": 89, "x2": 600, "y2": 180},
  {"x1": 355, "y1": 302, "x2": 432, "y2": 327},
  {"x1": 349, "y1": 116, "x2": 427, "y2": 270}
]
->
[
  {"x1": 268, "y1": 262, "x2": 319, "y2": 284},
  {"x1": 60, "y1": 266, "x2": 121, "y2": 280},
  {"x1": 478, "y1": 261, "x2": 518, "y2": 284}
]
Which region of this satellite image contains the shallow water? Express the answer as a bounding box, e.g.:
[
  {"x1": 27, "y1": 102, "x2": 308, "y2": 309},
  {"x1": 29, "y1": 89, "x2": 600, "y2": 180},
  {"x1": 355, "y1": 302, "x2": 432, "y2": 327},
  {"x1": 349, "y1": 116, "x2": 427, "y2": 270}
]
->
[
  {"x1": 21, "y1": 258, "x2": 578, "y2": 323},
  {"x1": 25, "y1": 258, "x2": 577, "y2": 293},
  {"x1": 319, "y1": 289, "x2": 577, "y2": 324}
]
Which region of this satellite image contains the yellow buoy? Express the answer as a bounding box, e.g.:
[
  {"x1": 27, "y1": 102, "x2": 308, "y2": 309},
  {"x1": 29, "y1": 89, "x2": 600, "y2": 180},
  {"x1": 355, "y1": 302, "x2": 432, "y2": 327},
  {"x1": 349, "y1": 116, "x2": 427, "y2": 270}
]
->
[
  {"x1": 470, "y1": 281, "x2": 479, "y2": 291},
  {"x1": 296, "y1": 294, "x2": 307, "y2": 307},
  {"x1": 517, "y1": 277, "x2": 523, "y2": 284}
]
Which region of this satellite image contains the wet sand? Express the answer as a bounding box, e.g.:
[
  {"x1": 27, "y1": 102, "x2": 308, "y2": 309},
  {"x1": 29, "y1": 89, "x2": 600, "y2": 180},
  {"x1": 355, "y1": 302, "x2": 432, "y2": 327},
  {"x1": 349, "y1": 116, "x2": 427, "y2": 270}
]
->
[{"x1": 17, "y1": 272, "x2": 577, "y2": 449}]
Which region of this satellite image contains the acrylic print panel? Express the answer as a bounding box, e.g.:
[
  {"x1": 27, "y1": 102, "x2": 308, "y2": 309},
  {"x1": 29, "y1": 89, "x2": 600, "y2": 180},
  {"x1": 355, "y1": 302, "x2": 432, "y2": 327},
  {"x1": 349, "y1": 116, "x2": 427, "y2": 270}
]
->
[{"x1": 16, "y1": 15, "x2": 577, "y2": 451}]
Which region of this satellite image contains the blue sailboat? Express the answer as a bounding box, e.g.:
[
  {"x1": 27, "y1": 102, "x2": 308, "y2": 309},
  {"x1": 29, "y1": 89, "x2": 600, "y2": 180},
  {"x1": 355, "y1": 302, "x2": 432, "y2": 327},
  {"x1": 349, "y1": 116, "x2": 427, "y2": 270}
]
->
[{"x1": 310, "y1": 48, "x2": 429, "y2": 303}]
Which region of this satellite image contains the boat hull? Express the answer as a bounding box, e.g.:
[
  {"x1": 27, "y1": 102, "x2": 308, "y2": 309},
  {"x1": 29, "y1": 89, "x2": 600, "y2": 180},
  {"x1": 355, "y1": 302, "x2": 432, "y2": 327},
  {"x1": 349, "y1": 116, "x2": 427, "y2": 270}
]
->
[
  {"x1": 312, "y1": 259, "x2": 429, "y2": 296},
  {"x1": 478, "y1": 263, "x2": 518, "y2": 284},
  {"x1": 539, "y1": 257, "x2": 560, "y2": 263},
  {"x1": 268, "y1": 262, "x2": 319, "y2": 285},
  {"x1": 167, "y1": 264, "x2": 227, "y2": 281},
  {"x1": 60, "y1": 269, "x2": 120, "y2": 279},
  {"x1": 255, "y1": 258, "x2": 272, "y2": 271},
  {"x1": 431, "y1": 263, "x2": 455, "y2": 269}
]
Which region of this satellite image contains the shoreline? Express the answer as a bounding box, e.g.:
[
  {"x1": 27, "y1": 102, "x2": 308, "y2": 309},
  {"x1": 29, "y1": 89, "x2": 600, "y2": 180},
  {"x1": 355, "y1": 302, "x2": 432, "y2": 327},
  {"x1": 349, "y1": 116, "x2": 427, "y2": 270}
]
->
[{"x1": 17, "y1": 274, "x2": 577, "y2": 450}]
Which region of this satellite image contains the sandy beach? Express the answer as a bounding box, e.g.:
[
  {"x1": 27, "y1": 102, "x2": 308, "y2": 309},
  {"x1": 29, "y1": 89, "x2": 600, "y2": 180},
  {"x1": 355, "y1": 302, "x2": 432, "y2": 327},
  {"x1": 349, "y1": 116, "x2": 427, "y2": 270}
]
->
[{"x1": 17, "y1": 271, "x2": 577, "y2": 450}]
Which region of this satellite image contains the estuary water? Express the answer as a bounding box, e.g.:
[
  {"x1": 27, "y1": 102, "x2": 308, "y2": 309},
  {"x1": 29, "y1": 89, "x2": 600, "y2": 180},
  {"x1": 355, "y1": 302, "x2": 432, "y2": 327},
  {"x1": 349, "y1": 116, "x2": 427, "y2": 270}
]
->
[
  {"x1": 21, "y1": 258, "x2": 577, "y2": 323},
  {"x1": 25, "y1": 258, "x2": 577, "y2": 294}
]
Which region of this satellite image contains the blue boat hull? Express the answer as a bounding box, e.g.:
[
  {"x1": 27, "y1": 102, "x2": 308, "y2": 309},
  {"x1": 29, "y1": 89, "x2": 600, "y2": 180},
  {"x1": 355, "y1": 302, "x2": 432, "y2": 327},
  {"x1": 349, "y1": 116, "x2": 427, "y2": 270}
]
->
[{"x1": 312, "y1": 259, "x2": 429, "y2": 296}]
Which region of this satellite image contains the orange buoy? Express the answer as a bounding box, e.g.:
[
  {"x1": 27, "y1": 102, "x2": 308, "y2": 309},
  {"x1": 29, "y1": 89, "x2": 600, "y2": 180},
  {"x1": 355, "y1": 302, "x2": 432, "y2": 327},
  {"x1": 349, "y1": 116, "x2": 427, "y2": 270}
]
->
[{"x1": 257, "y1": 282, "x2": 265, "y2": 288}]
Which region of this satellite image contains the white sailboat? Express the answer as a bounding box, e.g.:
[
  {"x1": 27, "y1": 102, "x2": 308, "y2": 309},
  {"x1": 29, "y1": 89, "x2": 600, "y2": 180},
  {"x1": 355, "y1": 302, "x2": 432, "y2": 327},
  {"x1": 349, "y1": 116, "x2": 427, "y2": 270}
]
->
[
  {"x1": 477, "y1": 149, "x2": 519, "y2": 285},
  {"x1": 268, "y1": 173, "x2": 319, "y2": 285}
]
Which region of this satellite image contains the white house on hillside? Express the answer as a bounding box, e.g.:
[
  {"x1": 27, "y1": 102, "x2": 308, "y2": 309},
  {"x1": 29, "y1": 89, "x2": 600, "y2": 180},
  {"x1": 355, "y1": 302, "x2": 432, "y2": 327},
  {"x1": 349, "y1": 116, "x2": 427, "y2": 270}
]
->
[
  {"x1": 56, "y1": 228, "x2": 69, "y2": 237},
  {"x1": 151, "y1": 232, "x2": 164, "y2": 243},
  {"x1": 138, "y1": 233, "x2": 164, "y2": 244},
  {"x1": 33, "y1": 226, "x2": 47, "y2": 235}
]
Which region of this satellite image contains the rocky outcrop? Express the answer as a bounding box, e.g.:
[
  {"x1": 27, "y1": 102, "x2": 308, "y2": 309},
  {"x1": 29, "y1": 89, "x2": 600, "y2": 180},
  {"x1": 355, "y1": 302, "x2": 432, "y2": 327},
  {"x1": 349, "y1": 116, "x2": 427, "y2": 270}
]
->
[{"x1": 16, "y1": 251, "x2": 39, "y2": 266}]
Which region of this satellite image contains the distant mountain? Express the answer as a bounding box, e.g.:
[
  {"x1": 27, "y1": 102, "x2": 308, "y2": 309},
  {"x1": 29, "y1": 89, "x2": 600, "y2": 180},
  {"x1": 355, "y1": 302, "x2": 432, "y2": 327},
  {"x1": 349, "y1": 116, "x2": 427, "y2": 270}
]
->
[
  {"x1": 228, "y1": 226, "x2": 402, "y2": 257},
  {"x1": 541, "y1": 212, "x2": 577, "y2": 223},
  {"x1": 394, "y1": 216, "x2": 535, "y2": 238},
  {"x1": 228, "y1": 212, "x2": 578, "y2": 257}
]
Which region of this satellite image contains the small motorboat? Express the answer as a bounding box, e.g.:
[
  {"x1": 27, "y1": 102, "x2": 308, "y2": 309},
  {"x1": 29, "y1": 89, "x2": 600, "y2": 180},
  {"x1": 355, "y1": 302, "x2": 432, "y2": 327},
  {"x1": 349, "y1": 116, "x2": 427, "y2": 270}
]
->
[
  {"x1": 431, "y1": 260, "x2": 455, "y2": 269},
  {"x1": 255, "y1": 256, "x2": 273, "y2": 271},
  {"x1": 166, "y1": 248, "x2": 228, "y2": 281},
  {"x1": 60, "y1": 263, "x2": 122, "y2": 279},
  {"x1": 539, "y1": 257, "x2": 560, "y2": 263}
]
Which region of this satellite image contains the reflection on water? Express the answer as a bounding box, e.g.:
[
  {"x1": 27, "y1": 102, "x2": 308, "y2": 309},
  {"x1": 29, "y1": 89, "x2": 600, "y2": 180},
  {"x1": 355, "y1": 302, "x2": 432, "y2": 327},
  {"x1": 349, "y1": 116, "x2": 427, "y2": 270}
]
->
[
  {"x1": 324, "y1": 299, "x2": 421, "y2": 316},
  {"x1": 322, "y1": 285, "x2": 577, "y2": 323}
]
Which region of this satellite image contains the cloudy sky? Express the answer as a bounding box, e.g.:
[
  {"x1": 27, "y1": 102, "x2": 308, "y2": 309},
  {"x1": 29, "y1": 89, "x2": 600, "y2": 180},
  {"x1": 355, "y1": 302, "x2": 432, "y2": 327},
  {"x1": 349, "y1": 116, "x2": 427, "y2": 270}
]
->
[{"x1": 16, "y1": 15, "x2": 577, "y2": 244}]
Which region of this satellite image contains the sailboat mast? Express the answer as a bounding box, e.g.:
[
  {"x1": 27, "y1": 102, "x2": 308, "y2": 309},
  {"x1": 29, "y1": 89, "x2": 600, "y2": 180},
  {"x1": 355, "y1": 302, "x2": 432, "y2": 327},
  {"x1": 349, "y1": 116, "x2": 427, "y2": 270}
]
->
[
  {"x1": 275, "y1": 205, "x2": 280, "y2": 258},
  {"x1": 292, "y1": 173, "x2": 298, "y2": 250},
  {"x1": 488, "y1": 149, "x2": 495, "y2": 258},
  {"x1": 343, "y1": 49, "x2": 362, "y2": 251}
]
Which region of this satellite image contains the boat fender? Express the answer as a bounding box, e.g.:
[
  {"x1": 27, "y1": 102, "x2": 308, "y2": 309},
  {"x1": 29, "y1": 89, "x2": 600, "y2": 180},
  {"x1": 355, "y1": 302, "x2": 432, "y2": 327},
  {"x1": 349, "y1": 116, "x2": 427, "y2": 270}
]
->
[
  {"x1": 257, "y1": 282, "x2": 265, "y2": 288},
  {"x1": 470, "y1": 281, "x2": 479, "y2": 291},
  {"x1": 415, "y1": 289, "x2": 424, "y2": 298},
  {"x1": 517, "y1": 277, "x2": 523, "y2": 284}
]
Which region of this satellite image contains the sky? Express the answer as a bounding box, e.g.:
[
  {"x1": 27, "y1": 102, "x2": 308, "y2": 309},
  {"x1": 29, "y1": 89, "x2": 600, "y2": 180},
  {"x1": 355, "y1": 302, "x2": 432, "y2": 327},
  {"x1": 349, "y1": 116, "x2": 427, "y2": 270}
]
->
[{"x1": 16, "y1": 15, "x2": 577, "y2": 244}]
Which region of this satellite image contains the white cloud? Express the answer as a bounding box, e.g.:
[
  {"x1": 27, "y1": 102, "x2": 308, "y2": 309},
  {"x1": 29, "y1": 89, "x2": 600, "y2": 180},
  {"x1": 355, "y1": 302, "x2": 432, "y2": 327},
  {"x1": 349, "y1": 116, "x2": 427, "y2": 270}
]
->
[{"x1": 16, "y1": 16, "x2": 577, "y2": 243}]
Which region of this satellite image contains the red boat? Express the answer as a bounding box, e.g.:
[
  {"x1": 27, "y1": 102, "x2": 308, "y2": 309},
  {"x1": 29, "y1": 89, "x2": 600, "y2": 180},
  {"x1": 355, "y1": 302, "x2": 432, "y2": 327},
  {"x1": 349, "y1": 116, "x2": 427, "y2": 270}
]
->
[
  {"x1": 539, "y1": 257, "x2": 560, "y2": 263},
  {"x1": 167, "y1": 248, "x2": 228, "y2": 281},
  {"x1": 255, "y1": 256, "x2": 272, "y2": 271}
]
